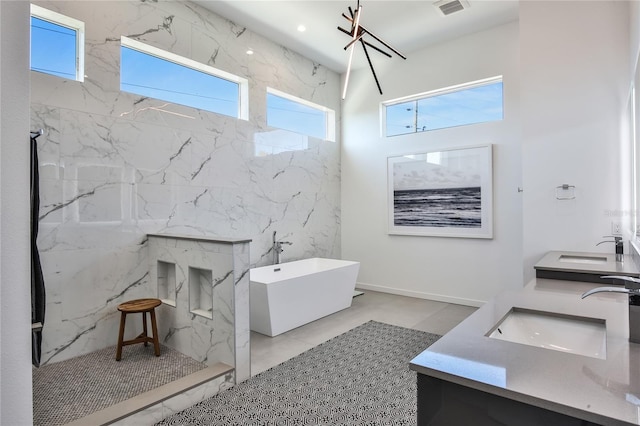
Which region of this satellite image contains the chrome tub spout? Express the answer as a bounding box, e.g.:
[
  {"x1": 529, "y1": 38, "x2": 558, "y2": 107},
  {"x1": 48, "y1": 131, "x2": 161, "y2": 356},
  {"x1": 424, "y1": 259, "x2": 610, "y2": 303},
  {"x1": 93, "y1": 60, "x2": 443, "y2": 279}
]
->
[{"x1": 272, "y1": 231, "x2": 292, "y2": 264}]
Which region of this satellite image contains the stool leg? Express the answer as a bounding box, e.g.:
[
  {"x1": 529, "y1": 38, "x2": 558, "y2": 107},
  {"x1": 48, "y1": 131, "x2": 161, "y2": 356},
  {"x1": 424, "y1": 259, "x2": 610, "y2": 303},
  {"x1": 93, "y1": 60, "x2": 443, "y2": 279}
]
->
[
  {"x1": 116, "y1": 311, "x2": 126, "y2": 361},
  {"x1": 142, "y1": 311, "x2": 149, "y2": 347},
  {"x1": 150, "y1": 308, "x2": 160, "y2": 357}
]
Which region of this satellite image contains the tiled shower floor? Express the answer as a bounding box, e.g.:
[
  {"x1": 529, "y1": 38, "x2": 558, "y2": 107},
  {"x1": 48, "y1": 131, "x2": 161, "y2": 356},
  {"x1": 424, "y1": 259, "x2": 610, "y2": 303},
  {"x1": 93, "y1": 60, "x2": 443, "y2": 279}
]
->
[{"x1": 32, "y1": 344, "x2": 207, "y2": 425}]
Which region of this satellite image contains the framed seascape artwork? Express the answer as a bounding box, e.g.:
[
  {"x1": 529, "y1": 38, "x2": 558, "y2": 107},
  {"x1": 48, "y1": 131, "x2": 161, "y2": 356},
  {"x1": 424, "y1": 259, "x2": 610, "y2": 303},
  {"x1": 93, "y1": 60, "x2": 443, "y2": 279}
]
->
[{"x1": 387, "y1": 144, "x2": 493, "y2": 238}]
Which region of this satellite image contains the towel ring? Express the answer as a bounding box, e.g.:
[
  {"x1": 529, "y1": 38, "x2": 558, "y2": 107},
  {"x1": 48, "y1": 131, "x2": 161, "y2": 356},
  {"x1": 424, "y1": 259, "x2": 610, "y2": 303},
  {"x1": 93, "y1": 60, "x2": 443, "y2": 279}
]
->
[{"x1": 556, "y1": 184, "x2": 575, "y2": 200}]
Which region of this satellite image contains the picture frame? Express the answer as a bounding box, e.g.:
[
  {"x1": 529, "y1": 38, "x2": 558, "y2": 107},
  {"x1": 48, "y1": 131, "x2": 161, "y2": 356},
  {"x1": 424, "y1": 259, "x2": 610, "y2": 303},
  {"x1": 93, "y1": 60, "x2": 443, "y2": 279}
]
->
[{"x1": 387, "y1": 144, "x2": 493, "y2": 238}]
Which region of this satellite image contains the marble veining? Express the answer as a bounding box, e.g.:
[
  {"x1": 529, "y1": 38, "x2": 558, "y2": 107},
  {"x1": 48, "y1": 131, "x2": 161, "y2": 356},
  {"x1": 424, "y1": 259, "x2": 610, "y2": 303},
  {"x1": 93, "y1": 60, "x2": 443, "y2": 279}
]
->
[{"x1": 31, "y1": 0, "x2": 340, "y2": 364}]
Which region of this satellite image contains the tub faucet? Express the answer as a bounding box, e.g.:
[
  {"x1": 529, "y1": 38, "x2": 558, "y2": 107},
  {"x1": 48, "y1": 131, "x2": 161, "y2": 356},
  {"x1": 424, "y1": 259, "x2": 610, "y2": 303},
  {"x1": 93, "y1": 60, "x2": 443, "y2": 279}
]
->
[
  {"x1": 272, "y1": 231, "x2": 292, "y2": 264},
  {"x1": 581, "y1": 275, "x2": 640, "y2": 343},
  {"x1": 597, "y1": 236, "x2": 624, "y2": 262}
]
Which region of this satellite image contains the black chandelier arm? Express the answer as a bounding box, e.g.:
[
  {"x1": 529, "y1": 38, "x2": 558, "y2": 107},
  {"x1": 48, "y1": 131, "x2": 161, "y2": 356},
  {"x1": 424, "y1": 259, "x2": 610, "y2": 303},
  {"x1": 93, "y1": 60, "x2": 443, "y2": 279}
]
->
[
  {"x1": 342, "y1": 12, "x2": 355, "y2": 22},
  {"x1": 343, "y1": 29, "x2": 365, "y2": 50},
  {"x1": 340, "y1": 14, "x2": 406, "y2": 60},
  {"x1": 360, "y1": 39, "x2": 383, "y2": 95},
  {"x1": 339, "y1": 0, "x2": 405, "y2": 98},
  {"x1": 337, "y1": 25, "x2": 352, "y2": 36},
  {"x1": 363, "y1": 28, "x2": 406, "y2": 60},
  {"x1": 338, "y1": 26, "x2": 393, "y2": 58},
  {"x1": 360, "y1": 37, "x2": 392, "y2": 57}
]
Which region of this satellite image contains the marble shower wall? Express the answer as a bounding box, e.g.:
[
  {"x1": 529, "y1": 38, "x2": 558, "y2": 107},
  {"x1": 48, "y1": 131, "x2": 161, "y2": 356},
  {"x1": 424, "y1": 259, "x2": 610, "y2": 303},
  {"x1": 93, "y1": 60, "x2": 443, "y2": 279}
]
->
[{"x1": 30, "y1": 0, "x2": 341, "y2": 365}]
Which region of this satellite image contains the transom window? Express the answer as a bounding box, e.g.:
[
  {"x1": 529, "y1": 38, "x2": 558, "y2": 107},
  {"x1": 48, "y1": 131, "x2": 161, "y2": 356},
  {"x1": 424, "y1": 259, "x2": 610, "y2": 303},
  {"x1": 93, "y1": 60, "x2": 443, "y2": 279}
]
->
[
  {"x1": 120, "y1": 37, "x2": 248, "y2": 119},
  {"x1": 30, "y1": 4, "x2": 85, "y2": 81},
  {"x1": 383, "y1": 76, "x2": 504, "y2": 137},
  {"x1": 267, "y1": 88, "x2": 335, "y2": 141}
]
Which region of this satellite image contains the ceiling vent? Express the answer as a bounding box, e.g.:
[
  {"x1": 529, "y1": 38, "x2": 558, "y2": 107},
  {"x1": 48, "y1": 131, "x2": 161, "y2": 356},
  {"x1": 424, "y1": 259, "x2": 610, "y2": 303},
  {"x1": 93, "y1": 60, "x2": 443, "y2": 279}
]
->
[{"x1": 433, "y1": 0, "x2": 470, "y2": 16}]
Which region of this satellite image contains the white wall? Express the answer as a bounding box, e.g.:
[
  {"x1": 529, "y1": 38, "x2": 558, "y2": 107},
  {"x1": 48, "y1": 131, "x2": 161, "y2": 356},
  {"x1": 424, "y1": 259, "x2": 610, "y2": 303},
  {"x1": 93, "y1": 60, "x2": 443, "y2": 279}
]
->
[
  {"x1": 631, "y1": 1, "x2": 640, "y2": 78},
  {"x1": 0, "y1": 2, "x2": 33, "y2": 424},
  {"x1": 521, "y1": 1, "x2": 631, "y2": 282},
  {"x1": 341, "y1": 22, "x2": 522, "y2": 305}
]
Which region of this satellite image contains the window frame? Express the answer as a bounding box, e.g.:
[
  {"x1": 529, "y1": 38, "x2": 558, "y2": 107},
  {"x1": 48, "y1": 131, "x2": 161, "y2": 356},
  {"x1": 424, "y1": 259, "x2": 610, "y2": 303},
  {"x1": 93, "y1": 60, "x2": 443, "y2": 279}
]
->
[
  {"x1": 267, "y1": 88, "x2": 336, "y2": 142},
  {"x1": 30, "y1": 4, "x2": 85, "y2": 82},
  {"x1": 120, "y1": 36, "x2": 249, "y2": 120},
  {"x1": 381, "y1": 76, "x2": 504, "y2": 137}
]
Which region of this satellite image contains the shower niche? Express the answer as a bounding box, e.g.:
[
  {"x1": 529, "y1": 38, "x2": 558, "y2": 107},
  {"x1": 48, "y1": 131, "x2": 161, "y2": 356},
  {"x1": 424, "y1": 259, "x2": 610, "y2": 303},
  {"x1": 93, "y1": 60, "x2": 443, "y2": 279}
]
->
[
  {"x1": 157, "y1": 260, "x2": 177, "y2": 306},
  {"x1": 189, "y1": 266, "x2": 213, "y2": 319}
]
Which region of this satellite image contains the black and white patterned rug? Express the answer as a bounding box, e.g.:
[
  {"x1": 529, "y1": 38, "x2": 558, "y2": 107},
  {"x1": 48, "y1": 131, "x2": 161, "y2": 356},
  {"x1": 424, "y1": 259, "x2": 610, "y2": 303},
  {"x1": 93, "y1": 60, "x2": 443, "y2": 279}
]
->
[{"x1": 157, "y1": 321, "x2": 440, "y2": 425}]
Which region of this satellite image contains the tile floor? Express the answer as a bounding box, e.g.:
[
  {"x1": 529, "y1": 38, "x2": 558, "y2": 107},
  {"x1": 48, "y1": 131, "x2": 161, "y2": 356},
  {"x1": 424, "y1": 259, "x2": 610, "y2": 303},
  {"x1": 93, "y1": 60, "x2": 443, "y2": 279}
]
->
[{"x1": 250, "y1": 289, "x2": 478, "y2": 375}]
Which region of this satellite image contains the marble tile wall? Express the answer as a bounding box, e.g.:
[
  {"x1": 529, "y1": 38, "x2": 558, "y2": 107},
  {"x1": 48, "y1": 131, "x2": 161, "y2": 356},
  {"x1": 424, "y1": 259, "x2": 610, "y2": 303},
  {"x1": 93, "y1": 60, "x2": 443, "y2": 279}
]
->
[{"x1": 30, "y1": 0, "x2": 341, "y2": 365}]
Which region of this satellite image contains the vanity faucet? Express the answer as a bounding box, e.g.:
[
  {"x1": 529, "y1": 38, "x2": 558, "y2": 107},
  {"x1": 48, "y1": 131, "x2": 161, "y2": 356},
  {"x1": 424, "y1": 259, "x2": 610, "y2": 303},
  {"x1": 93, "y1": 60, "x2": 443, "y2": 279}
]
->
[
  {"x1": 272, "y1": 231, "x2": 292, "y2": 264},
  {"x1": 596, "y1": 236, "x2": 624, "y2": 262},
  {"x1": 581, "y1": 275, "x2": 640, "y2": 343}
]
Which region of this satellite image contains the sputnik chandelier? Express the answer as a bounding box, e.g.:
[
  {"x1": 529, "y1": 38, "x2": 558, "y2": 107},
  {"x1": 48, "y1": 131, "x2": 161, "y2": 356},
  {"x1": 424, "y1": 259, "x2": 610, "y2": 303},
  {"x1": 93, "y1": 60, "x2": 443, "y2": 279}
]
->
[{"x1": 338, "y1": 0, "x2": 406, "y2": 99}]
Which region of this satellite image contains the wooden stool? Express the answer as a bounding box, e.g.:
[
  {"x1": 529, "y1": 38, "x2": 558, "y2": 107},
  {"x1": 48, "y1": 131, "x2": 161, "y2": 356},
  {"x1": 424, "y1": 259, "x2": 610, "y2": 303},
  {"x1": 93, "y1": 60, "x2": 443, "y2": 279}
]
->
[{"x1": 116, "y1": 298, "x2": 161, "y2": 361}]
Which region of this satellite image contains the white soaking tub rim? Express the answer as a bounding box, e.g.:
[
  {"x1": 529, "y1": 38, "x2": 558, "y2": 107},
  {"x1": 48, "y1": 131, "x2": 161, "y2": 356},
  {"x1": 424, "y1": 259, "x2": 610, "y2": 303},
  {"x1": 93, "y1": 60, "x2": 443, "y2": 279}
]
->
[{"x1": 250, "y1": 258, "x2": 359, "y2": 285}]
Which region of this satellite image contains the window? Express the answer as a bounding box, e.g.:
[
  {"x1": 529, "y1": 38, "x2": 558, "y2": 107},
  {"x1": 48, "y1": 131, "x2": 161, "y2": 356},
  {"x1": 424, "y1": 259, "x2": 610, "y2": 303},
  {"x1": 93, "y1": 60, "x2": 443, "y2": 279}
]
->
[
  {"x1": 384, "y1": 76, "x2": 503, "y2": 137},
  {"x1": 30, "y1": 4, "x2": 84, "y2": 81},
  {"x1": 120, "y1": 37, "x2": 248, "y2": 119},
  {"x1": 267, "y1": 88, "x2": 335, "y2": 141}
]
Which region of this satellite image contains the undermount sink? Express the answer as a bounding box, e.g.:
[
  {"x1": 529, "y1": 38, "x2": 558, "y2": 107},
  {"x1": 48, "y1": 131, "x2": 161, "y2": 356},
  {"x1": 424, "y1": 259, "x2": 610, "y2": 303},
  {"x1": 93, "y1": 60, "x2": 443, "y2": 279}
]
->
[
  {"x1": 487, "y1": 308, "x2": 606, "y2": 359},
  {"x1": 557, "y1": 254, "x2": 608, "y2": 265}
]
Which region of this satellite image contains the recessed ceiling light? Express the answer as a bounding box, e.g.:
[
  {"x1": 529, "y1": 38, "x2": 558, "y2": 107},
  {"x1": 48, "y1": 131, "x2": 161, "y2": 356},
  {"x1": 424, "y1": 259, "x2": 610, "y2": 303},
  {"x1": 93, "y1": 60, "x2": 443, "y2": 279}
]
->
[
  {"x1": 297, "y1": 24, "x2": 306, "y2": 32},
  {"x1": 246, "y1": 49, "x2": 254, "y2": 55}
]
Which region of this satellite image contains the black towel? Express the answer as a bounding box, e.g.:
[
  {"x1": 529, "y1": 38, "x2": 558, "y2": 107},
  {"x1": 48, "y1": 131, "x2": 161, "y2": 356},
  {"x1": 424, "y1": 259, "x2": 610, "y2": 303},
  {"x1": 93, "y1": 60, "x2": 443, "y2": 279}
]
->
[{"x1": 31, "y1": 134, "x2": 46, "y2": 367}]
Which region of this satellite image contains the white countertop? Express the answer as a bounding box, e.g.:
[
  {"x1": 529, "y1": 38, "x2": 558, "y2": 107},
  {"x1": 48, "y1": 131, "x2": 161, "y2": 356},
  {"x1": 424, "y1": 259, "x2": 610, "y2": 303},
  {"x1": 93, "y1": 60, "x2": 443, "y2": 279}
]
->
[
  {"x1": 534, "y1": 250, "x2": 640, "y2": 276},
  {"x1": 410, "y1": 278, "x2": 640, "y2": 425}
]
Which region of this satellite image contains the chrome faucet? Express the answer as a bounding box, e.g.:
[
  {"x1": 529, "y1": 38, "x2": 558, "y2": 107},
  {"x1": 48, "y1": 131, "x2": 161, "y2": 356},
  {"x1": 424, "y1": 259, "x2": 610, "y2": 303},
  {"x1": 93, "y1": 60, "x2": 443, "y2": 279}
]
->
[
  {"x1": 272, "y1": 231, "x2": 292, "y2": 264},
  {"x1": 597, "y1": 236, "x2": 624, "y2": 263},
  {"x1": 581, "y1": 275, "x2": 640, "y2": 343}
]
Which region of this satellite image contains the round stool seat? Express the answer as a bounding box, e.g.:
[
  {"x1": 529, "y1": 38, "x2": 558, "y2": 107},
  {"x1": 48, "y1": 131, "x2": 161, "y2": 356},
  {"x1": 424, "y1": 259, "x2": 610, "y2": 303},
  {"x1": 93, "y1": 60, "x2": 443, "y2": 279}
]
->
[
  {"x1": 115, "y1": 298, "x2": 162, "y2": 361},
  {"x1": 118, "y1": 298, "x2": 161, "y2": 313}
]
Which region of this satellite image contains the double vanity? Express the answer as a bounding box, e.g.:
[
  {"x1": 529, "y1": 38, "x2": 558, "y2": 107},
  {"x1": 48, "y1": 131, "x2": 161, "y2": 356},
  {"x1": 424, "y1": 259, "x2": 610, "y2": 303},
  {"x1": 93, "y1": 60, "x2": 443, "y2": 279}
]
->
[
  {"x1": 534, "y1": 250, "x2": 640, "y2": 284},
  {"x1": 411, "y1": 250, "x2": 640, "y2": 425}
]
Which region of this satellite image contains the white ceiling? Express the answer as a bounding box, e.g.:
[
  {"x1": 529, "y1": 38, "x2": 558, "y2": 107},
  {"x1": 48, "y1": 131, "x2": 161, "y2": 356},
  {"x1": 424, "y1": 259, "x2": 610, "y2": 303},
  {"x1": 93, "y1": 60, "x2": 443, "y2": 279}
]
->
[{"x1": 193, "y1": 0, "x2": 520, "y2": 73}]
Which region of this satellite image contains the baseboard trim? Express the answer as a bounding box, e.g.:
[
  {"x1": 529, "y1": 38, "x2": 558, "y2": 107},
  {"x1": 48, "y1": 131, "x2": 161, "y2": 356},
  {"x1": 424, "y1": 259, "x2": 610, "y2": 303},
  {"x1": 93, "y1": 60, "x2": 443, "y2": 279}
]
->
[{"x1": 355, "y1": 282, "x2": 485, "y2": 307}]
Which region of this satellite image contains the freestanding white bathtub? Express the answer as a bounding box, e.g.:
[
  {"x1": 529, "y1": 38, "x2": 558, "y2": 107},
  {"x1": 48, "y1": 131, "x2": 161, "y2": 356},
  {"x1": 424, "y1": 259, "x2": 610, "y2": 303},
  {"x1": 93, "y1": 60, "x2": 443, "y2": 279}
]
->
[{"x1": 249, "y1": 258, "x2": 360, "y2": 337}]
